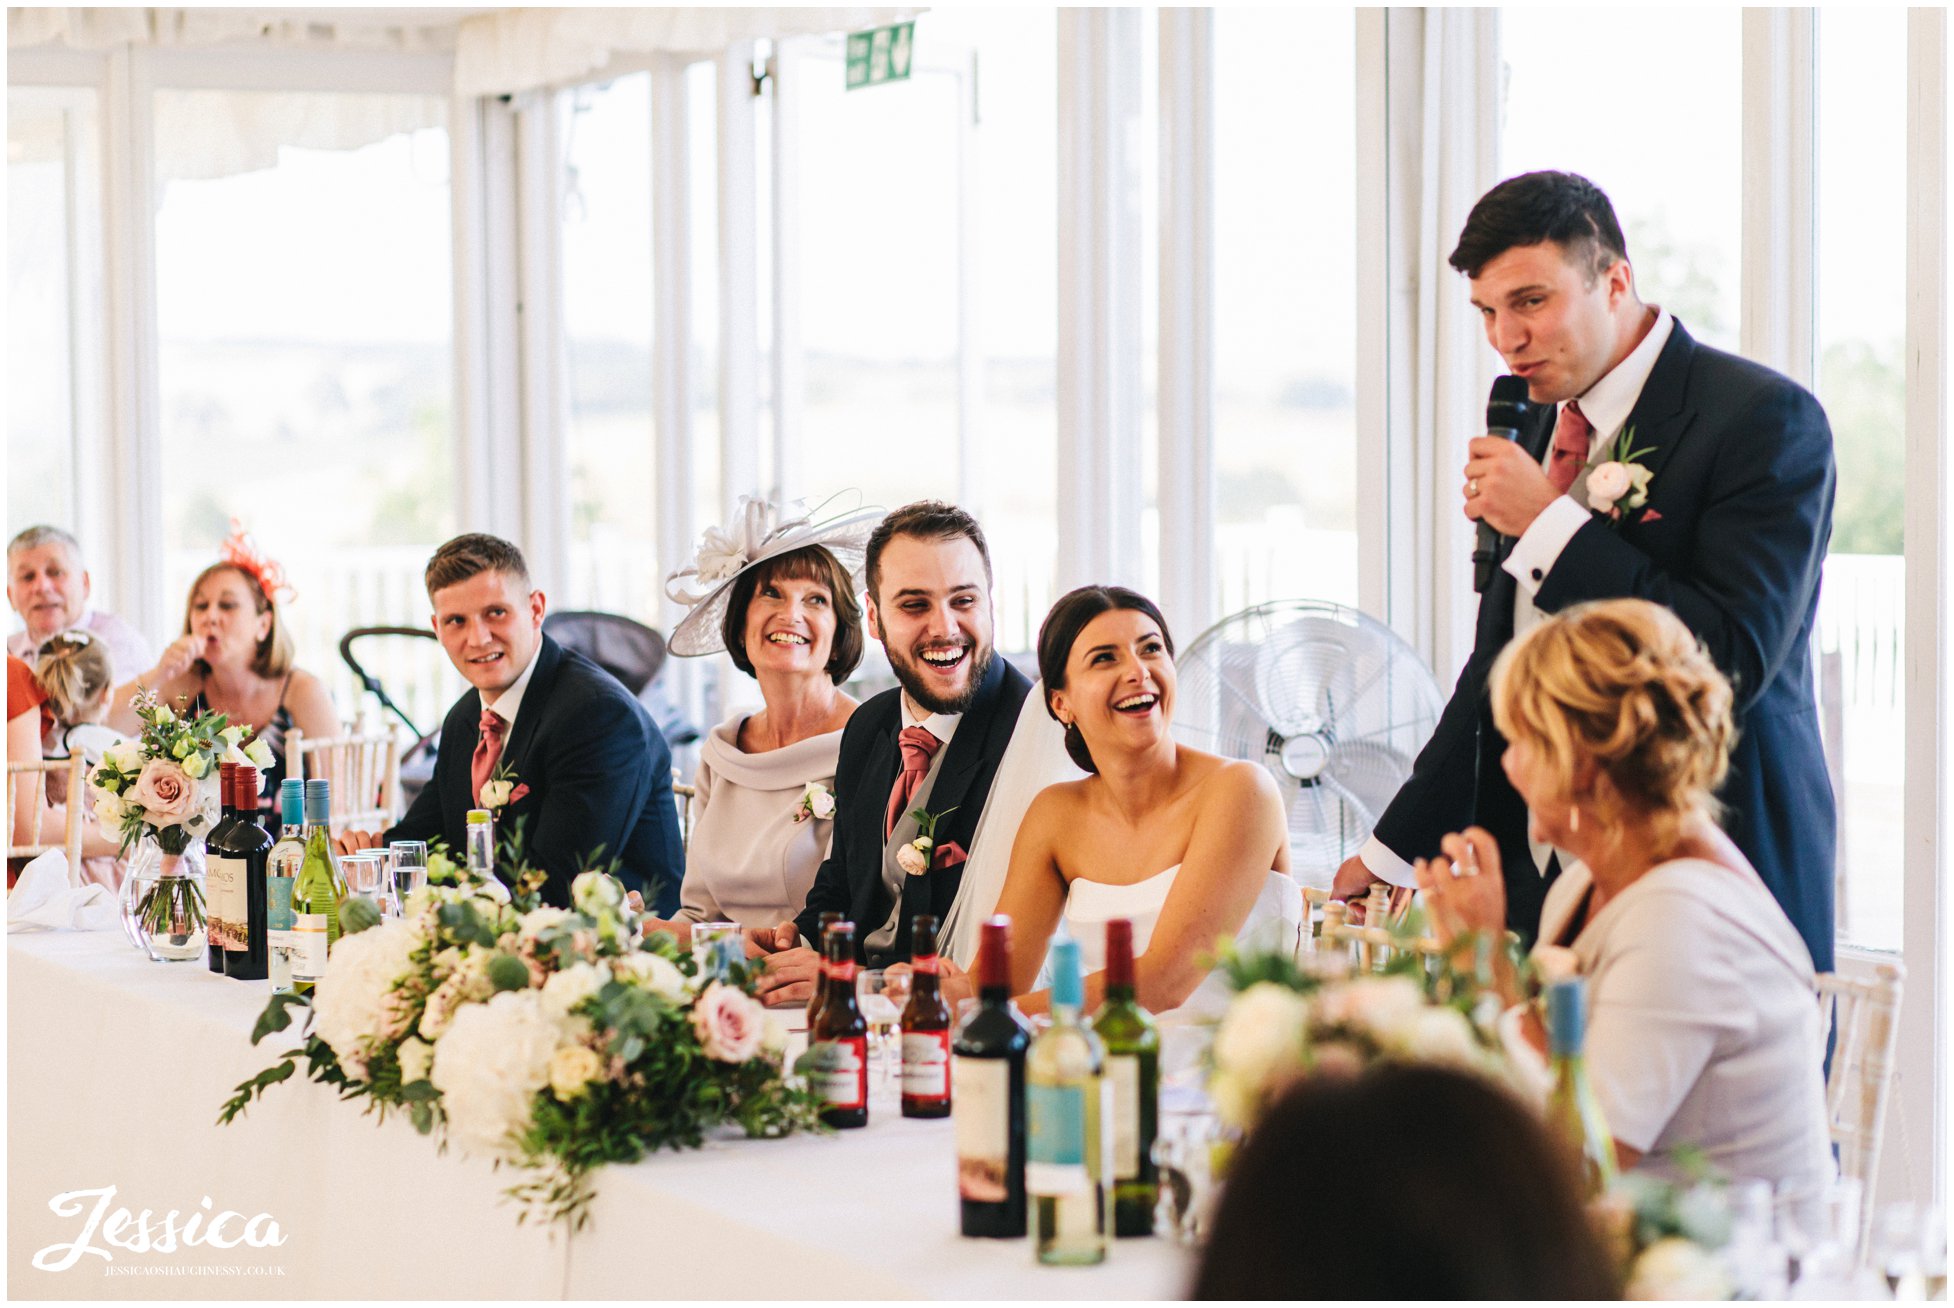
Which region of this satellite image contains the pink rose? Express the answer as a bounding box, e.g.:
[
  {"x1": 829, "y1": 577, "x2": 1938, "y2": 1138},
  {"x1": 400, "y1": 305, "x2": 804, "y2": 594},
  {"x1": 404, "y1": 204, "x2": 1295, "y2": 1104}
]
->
[
  {"x1": 128, "y1": 758, "x2": 200, "y2": 828},
  {"x1": 690, "y1": 981, "x2": 764, "y2": 1063},
  {"x1": 1586, "y1": 460, "x2": 1632, "y2": 508}
]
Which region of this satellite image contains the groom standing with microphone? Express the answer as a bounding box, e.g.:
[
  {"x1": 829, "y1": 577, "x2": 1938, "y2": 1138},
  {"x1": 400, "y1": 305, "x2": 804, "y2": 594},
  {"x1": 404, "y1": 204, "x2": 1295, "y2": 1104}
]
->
[{"x1": 1333, "y1": 170, "x2": 1838, "y2": 970}]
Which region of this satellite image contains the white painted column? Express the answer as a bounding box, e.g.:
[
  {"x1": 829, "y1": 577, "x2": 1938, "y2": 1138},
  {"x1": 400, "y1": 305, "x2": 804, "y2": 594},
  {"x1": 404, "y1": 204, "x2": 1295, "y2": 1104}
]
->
[
  {"x1": 717, "y1": 43, "x2": 762, "y2": 518},
  {"x1": 1355, "y1": 8, "x2": 1395, "y2": 632},
  {"x1": 1741, "y1": 8, "x2": 1817, "y2": 388},
  {"x1": 769, "y1": 41, "x2": 804, "y2": 506},
  {"x1": 1898, "y1": 4, "x2": 1946, "y2": 1211},
  {"x1": 100, "y1": 47, "x2": 164, "y2": 638},
  {"x1": 1056, "y1": 8, "x2": 1144, "y2": 592},
  {"x1": 514, "y1": 90, "x2": 570, "y2": 587},
  {"x1": 1156, "y1": 7, "x2": 1215, "y2": 636},
  {"x1": 451, "y1": 93, "x2": 524, "y2": 538}
]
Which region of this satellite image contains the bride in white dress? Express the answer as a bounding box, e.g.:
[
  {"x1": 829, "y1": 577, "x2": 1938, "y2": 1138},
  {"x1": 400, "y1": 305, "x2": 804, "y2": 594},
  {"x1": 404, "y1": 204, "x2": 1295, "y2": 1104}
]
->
[{"x1": 978, "y1": 585, "x2": 1301, "y2": 1033}]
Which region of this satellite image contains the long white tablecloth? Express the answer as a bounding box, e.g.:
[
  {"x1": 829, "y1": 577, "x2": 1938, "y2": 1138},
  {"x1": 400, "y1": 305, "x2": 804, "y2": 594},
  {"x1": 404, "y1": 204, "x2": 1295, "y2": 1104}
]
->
[{"x1": 7, "y1": 928, "x2": 1192, "y2": 1300}]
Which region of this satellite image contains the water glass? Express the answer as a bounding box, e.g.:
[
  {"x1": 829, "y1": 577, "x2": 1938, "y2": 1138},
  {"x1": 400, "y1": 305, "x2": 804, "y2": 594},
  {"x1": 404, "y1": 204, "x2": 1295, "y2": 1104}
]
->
[
  {"x1": 857, "y1": 969, "x2": 904, "y2": 1088},
  {"x1": 341, "y1": 850, "x2": 386, "y2": 900},
  {"x1": 388, "y1": 841, "x2": 429, "y2": 914},
  {"x1": 692, "y1": 921, "x2": 742, "y2": 981},
  {"x1": 1776, "y1": 1175, "x2": 1863, "y2": 1298}
]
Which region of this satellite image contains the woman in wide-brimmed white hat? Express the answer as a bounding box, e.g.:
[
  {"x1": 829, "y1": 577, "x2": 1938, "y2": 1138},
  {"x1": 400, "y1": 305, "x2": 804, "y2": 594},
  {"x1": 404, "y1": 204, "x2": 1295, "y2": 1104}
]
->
[{"x1": 644, "y1": 494, "x2": 883, "y2": 943}]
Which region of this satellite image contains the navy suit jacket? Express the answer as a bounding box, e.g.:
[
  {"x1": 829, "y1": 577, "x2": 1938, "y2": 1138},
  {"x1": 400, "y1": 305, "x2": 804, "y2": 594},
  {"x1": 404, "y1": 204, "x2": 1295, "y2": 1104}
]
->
[
  {"x1": 1371, "y1": 319, "x2": 1838, "y2": 969},
  {"x1": 387, "y1": 634, "x2": 685, "y2": 913},
  {"x1": 794, "y1": 654, "x2": 1033, "y2": 967}
]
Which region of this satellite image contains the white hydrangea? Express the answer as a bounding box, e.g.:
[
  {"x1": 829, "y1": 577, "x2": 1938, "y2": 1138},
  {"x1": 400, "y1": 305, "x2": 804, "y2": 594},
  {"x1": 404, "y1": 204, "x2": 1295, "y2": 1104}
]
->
[
  {"x1": 540, "y1": 961, "x2": 609, "y2": 1024},
  {"x1": 431, "y1": 990, "x2": 563, "y2": 1160},
  {"x1": 312, "y1": 920, "x2": 421, "y2": 1078},
  {"x1": 1389, "y1": 1005, "x2": 1484, "y2": 1069},
  {"x1": 613, "y1": 949, "x2": 691, "y2": 1003},
  {"x1": 519, "y1": 906, "x2": 574, "y2": 940},
  {"x1": 1212, "y1": 981, "x2": 1309, "y2": 1088}
]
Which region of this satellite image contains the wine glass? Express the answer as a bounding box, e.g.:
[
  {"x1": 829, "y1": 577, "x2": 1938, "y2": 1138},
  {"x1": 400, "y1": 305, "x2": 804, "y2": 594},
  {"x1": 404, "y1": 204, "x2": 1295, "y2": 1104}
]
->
[
  {"x1": 1776, "y1": 1175, "x2": 1863, "y2": 1298},
  {"x1": 388, "y1": 841, "x2": 428, "y2": 915},
  {"x1": 856, "y1": 969, "x2": 904, "y2": 1092}
]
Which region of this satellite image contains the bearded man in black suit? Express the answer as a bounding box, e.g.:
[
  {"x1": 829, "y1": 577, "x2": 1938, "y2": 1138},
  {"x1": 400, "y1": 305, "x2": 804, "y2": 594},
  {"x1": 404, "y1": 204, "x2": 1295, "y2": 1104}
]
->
[
  {"x1": 751, "y1": 501, "x2": 1040, "y2": 1003},
  {"x1": 1334, "y1": 170, "x2": 1838, "y2": 970},
  {"x1": 339, "y1": 534, "x2": 684, "y2": 912}
]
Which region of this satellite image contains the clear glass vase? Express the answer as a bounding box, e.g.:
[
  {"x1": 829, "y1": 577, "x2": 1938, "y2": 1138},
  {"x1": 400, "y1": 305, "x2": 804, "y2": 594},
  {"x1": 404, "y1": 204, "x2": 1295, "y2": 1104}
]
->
[{"x1": 119, "y1": 835, "x2": 209, "y2": 963}]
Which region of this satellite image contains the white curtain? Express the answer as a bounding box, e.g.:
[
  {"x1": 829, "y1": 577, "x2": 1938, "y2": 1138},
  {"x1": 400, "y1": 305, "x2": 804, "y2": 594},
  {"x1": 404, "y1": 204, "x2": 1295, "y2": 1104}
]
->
[{"x1": 1385, "y1": 8, "x2": 1502, "y2": 684}]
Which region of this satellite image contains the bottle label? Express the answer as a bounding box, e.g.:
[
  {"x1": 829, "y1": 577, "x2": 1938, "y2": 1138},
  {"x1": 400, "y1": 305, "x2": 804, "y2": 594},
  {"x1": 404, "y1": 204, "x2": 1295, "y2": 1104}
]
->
[
  {"x1": 290, "y1": 912, "x2": 329, "y2": 983},
  {"x1": 1027, "y1": 1084, "x2": 1089, "y2": 1196},
  {"x1": 808, "y1": 1036, "x2": 866, "y2": 1110},
  {"x1": 206, "y1": 855, "x2": 244, "y2": 950},
  {"x1": 912, "y1": 954, "x2": 939, "y2": 976},
  {"x1": 900, "y1": 1029, "x2": 951, "y2": 1101},
  {"x1": 953, "y1": 1056, "x2": 1011, "y2": 1202},
  {"x1": 1109, "y1": 1054, "x2": 1142, "y2": 1181}
]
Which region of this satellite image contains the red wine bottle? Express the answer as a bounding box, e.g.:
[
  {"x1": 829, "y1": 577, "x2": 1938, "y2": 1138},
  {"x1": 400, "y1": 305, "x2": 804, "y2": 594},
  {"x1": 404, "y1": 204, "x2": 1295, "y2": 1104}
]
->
[
  {"x1": 216, "y1": 765, "x2": 273, "y2": 980},
  {"x1": 901, "y1": 913, "x2": 953, "y2": 1119},
  {"x1": 205, "y1": 761, "x2": 240, "y2": 974},
  {"x1": 953, "y1": 915, "x2": 1032, "y2": 1238},
  {"x1": 808, "y1": 921, "x2": 868, "y2": 1129}
]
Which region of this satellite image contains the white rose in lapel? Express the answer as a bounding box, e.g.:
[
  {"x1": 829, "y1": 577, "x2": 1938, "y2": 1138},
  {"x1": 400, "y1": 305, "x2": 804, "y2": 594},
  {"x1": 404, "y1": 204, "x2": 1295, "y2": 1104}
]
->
[
  {"x1": 896, "y1": 839, "x2": 930, "y2": 876},
  {"x1": 481, "y1": 778, "x2": 513, "y2": 809},
  {"x1": 793, "y1": 781, "x2": 836, "y2": 824},
  {"x1": 1586, "y1": 461, "x2": 1632, "y2": 510}
]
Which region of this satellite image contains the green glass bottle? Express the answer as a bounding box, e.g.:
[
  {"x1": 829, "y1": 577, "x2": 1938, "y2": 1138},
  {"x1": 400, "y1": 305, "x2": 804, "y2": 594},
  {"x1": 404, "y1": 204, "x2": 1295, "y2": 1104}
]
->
[
  {"x1": 1091, "y1": 918, "x2": 1159, "y2": 1237},
  {"x1": 1545, "y1": 978, "x2": 1619, "y2": 1197},
  {"x1": 289, "y1": 778, "x2": 345, "y2": 994},
  {"x1": 1028, "y1": 935, "x2": 1109, "y2": 1265}
]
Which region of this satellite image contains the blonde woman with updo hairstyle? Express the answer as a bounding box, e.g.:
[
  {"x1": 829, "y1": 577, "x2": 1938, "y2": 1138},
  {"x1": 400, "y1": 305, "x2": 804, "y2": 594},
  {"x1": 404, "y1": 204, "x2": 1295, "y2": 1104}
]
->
[
  {"x1": 26, "y1": 630, "x2": 129, "y2": 884},
  {"x1": 1416, "y1": 599, "x2": 1831, "y2": 1188}
]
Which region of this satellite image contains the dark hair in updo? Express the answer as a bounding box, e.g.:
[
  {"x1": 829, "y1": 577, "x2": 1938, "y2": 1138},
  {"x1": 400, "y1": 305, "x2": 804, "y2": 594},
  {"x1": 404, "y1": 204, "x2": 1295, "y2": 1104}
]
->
[{"x1": 1036, "y1": 585, "x2": 1175, "y2": 775}]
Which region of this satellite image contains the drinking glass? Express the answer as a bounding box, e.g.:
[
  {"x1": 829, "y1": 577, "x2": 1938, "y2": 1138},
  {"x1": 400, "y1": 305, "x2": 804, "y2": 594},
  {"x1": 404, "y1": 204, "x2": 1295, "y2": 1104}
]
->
[
  {"x1": 1872, "y1": 1202, "x2": 1925, "y2": 1298},
  {"x1": 341, "y1": 850, "x2": 386, "y2": 900},
  {"x1": 1722, "y1": 1179, "x2": 1789, "y2": 1300},
  {"x1": 1776, "y1": 1175, "x2": 1863, "y2": 1298},
  {"x1": 692, "y1": 921, "x2": 742, "y2": 981},
  {"x1": 856, "y1": 969, "x2": 904, "y2": 1090},
  {"x1": 388, "y1": 841, "x2": 429, "y2": 914}
]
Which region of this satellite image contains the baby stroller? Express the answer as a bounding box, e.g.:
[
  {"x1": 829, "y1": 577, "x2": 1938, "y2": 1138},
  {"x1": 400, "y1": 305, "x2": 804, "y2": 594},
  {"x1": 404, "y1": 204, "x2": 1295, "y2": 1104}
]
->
[{"x1": 340, "y1": 612, "x2": 701, "y2": 808}]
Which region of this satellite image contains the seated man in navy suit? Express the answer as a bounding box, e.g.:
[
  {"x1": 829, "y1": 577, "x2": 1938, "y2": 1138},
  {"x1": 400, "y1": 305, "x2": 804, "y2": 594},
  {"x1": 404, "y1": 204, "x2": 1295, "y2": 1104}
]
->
[
  {"x1": 1333, "y1": 171, "x2": 1837, "y2": 970},
  {"x1": 338, "y1": 534, "x2": 683, "y2": 912},
  {"x1": 750, "y1": 502, "x2": 1044, "y2": 1003}
]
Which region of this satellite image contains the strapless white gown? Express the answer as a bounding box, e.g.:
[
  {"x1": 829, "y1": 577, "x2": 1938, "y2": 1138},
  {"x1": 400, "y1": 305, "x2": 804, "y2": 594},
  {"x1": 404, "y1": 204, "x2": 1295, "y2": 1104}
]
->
[{"x1": 1054, "y1": 865, "x2": 1304, "y2": 1076}]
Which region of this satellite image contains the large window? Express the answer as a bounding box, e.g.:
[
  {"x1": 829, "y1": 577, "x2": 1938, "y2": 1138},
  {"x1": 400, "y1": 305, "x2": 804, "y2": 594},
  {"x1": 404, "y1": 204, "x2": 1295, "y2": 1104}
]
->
[
  {"x1": 1815, "y1": 10, "x2": 1908, "y2": 954},
  {"x1": 1501, "y1": 10, "x2": 1743, "y2": 352},
  {"x1": 561, "y1": 73, "x2": 660, "y2": 623},
  {"x1": 152, "y1": 90, "x2": 456, "y2": 728},
  {"x1": 7, "y1": 89, "x2": 94, "y2": 539},
  {"x1": 1213, "y1": 7, "x2": 1359, "y2": 617}
]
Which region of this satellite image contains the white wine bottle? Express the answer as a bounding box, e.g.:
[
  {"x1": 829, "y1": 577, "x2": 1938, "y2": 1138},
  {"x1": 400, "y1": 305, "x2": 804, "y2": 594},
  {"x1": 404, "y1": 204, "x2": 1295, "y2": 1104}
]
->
[
  {"x1": 1027, "y1": 936, "x2": 1109, "y2": 1265},
  {"x1": 1545, "y1": 978, "x2": 1618, "y2": 1197},
  {"x1": 289, "y1": 779, "x2": 344, "y2": 995},
  {"x1": 265, "y1": 779, "x2": 306, "y2": 994}
]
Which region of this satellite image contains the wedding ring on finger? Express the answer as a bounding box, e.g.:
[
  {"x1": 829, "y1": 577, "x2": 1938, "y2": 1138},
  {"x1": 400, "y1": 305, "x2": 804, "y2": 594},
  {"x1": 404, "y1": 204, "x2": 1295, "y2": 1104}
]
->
[{"x1": 1469, "y1": 478, "x2": 1480, "y2": 497}]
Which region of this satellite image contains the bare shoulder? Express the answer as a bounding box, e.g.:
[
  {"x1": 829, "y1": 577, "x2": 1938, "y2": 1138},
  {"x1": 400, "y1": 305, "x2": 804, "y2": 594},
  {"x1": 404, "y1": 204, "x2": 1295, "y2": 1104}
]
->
[{"x1": 1193, "y1": 754, "x2": 1280, "y2": 807}]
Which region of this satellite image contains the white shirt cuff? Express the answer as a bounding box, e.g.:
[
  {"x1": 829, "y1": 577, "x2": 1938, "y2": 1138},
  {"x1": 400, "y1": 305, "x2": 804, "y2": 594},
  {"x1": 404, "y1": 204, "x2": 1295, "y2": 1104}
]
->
[
  {"x1": 1359, "y1": 835, "x2": 1418, "y2": 889},
  {"x1": 1502, "y1": 495, "x2": 1592, "y2": 599}
]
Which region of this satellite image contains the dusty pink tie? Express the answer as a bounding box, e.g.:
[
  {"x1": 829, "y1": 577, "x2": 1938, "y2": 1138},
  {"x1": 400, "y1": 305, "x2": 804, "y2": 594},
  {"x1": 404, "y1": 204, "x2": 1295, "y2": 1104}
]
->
[
  {"x1": 471, "y1": 708, "x2": 504, "y2": 806},
  {"x1": 1547, "y1": 401, "x2": 1593, "y2": 494},
  {"x1": 884, "y1": 726, "x2": 942, "y2": 841}
]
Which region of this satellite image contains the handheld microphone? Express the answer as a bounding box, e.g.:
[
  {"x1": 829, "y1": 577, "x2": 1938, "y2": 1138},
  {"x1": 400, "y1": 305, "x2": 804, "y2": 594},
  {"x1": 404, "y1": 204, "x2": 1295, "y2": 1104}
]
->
[{"x1": 1472, "y1": 375, "x2": 1537, "y2": 593}]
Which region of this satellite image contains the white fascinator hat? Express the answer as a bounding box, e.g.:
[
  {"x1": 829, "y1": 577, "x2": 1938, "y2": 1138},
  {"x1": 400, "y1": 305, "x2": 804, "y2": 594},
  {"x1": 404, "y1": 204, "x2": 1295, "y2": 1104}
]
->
[{"x1": 664, "y1": 491, "x2": 886, "y2": 657}]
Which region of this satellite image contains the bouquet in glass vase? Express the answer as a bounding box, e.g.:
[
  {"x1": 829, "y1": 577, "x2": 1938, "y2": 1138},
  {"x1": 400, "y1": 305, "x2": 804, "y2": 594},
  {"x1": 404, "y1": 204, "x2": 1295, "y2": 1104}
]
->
[{"x1": 87, "y1": 688, "x2": 270, "y2": 956}]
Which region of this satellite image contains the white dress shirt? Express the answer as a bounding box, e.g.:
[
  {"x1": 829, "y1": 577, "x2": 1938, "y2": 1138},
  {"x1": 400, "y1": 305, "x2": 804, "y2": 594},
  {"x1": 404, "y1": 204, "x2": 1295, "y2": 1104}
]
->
[
  {"x1": 1361, "y1": 307, "x2": 1673, "y2": 888},
  {"x1": 480, "y1": 643, "x2": 541, "y2": 733}
]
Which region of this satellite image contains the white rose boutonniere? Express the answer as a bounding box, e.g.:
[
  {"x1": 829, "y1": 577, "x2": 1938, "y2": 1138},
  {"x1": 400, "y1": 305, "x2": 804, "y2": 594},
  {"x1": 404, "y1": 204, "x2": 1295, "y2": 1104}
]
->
[
  {"x1": 896, "y1": 805, "x2": 958, "y2": 876},
  {"x1": 1580, "y1": 426, "x2": 1662, "y2": 527},
  {"x1": 794, "y1": 781, "x2": 837, "y2": 824},
  {"x1": 479, "y1": 760, "x2": 530, "y2": 812}
]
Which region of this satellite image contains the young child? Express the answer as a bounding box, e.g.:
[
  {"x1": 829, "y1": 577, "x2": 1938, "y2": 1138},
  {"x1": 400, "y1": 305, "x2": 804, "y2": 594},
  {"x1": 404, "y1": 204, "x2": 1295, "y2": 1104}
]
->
[{"x1": 33, "y1": 629, "x2": 128, "y2": 886}]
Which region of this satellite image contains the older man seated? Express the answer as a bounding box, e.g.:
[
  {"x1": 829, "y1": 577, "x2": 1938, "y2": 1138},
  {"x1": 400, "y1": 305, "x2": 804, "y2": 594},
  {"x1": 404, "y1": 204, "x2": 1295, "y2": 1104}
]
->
[{"x1": 7, "y1": 526, "x2": 153, "y2": 683}]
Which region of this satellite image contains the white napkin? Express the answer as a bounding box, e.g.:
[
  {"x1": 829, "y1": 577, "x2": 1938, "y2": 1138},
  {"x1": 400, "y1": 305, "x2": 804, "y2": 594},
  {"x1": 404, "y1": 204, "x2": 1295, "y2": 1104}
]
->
[{"x1": 7, "y1": 850, "x2": 121, "y2": 932}]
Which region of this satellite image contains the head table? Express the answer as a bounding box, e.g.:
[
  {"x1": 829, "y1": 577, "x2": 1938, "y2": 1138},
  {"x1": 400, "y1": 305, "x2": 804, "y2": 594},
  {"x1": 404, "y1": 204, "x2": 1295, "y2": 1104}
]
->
[{"x1": 8, "y1": 928, "x2": 1192, "y2": 1300}]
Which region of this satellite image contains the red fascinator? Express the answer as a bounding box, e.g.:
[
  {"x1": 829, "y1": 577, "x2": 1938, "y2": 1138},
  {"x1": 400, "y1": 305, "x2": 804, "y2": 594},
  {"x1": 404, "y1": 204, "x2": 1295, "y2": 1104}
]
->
[{"x1": 219, "y1": 518, "x2": 296, "y2": 606}]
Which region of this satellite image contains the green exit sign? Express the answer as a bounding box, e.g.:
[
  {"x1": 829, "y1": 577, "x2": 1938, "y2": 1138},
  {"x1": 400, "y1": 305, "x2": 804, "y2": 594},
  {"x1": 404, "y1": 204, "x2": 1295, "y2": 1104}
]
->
[{"x1": 845, "y1": 22, "x2": 915, "y2": 90}]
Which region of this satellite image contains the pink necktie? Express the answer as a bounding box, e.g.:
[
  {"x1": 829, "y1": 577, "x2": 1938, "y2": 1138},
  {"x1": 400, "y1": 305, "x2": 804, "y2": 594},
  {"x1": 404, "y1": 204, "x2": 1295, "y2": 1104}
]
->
[
  {"x1": 471, "y1": 708, "x2": 505, "y2": 806},
  {"x1": 884, "y1": 726, "x2": 942, "y2": 841},
  {"x1": 1548, "y1": 401, "x2": 1593, "y2": 494}
]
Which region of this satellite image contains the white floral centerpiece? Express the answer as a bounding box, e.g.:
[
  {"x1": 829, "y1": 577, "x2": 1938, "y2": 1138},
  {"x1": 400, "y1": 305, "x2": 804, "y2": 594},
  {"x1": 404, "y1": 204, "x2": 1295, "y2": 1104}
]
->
[
  {"x1": 221, "y1": 839, "x2": 820, "y2": 1228},
  {"x1": 87, "y1": 687, "x2": 272, "y2": 949},
  {"x1": 1593, "y1": 1166, "x2": 1739, "y2": 1301},
  {"x1": 1206, "y1": 919, "x2": 1517, "y2": 1136}
]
